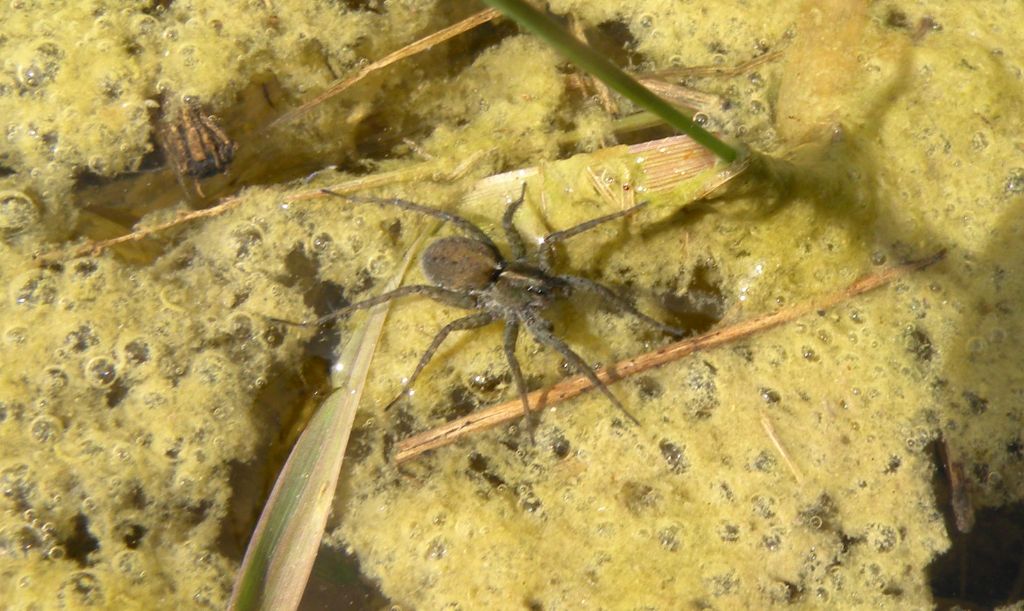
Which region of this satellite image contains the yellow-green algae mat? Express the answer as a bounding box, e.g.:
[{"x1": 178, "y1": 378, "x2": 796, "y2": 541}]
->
[{"x1": 1, "y1": 1, "x2": 1024, "y2": 609}]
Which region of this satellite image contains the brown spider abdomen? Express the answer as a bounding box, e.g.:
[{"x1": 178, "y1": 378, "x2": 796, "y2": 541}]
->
[{"x1": 422, "y1": 236, "x2": 501, "y2": 291}]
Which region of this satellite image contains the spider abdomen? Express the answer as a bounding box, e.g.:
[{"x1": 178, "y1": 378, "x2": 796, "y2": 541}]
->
[{"x1": 422, "y1": 236, "x2": 502, "y2": 291}]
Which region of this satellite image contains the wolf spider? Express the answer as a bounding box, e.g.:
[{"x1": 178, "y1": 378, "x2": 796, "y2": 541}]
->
[{"x1": 300, "y1": 187, "x2": 685, "y2": 425}]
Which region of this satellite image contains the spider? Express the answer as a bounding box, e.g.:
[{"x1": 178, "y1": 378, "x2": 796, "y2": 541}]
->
[{"x1": 296, "y1": 186, "x2": 686, "y2": 425}]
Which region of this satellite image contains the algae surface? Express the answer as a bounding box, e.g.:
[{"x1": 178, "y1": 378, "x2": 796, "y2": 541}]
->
[{"x1": 2, "y1": 0, "x2": 1023, "y2": 608}]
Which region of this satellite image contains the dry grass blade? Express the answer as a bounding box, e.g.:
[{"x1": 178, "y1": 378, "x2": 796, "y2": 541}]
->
[
  {"x1": 36, "y1": 130, "x2": 722, "y2": 265},
  {"x1": 268, "y1": 9, "x2": 501, "y2": 129},
  {"x1": 228, "y1": 234, "x2": 429, "y2": 611},
  {"x1": 635, "y1": 78, "x2": 721, "y2": 115},
  {"x1": 394, "y1": 250, "x2": 946, "y2": 463},
  {"x1": 761, "y1": 412, "x2": 805, "y2": 485},
  {"x1": 629, "y1": 134, "x2": 723, "y2": 193}
]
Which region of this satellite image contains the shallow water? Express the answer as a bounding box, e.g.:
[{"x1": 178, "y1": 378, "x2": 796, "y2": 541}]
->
[{"x1": 1, "y1": 0, "x2": 1022, "y2": 608}]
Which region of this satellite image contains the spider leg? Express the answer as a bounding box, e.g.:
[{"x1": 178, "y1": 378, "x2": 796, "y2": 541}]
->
[
  {"x1": 501, "y1": 183, "x2": 529, "y2": 260},
  {"x1": 384, "y1": 311, "x2": 496, "y2": 411},
  {"x1": 538, "y1": 201, "x2": 649, "y2": 272},
  {"x1": 559, "y1": 274, "x2": 687, "y2": 338},
  {"x1": 321, "y1": 189, "x2": 499, "y2": 252},
  {"x1": 523, "y1": 318, "x2": 640, "y2": 425},
  {"x1": 502, "y1": 319, "x2": 535, "y2": 434},
  {"x1": 270, "y1": 284, "x2": 476, "y2": 327}
]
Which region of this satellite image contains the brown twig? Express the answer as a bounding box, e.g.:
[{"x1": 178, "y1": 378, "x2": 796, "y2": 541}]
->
[
  {"x1": 268, "y1": 9, "x2": 502, "y2": 129},
  {"x1": 394, "y1": 250, "x2": 946, "y2": 463},
  {"x1": 32, "y1": 150, "x2": 493, "y2": 264},
  {"x1": 34, "y1": 196, "x2": 249, "y2": 263}
]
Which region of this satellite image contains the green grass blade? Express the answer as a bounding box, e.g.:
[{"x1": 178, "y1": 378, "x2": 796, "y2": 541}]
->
[
  {"x1": 228, "y1": 232, "x2": 429, "y2": 611},
  {"x1": 481, "y1": 0, "x2": 740, "y2": 163}
]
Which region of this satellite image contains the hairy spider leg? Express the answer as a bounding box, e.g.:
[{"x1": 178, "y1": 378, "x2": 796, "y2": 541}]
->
[
  {"x1": 559, "y1": 274, "x2": 687, "y2": 338},
  {"x1": 522, "y1": 318, "x2": 640, "y2": 425},
  {"x1": 384, "y1": 311, "x2": 496, "y2": 410},
  {"x1": 502, "y1": 320, "x2": 533, "y2": 426},
  {"x1": 270, "y1": 284, "x2": 475, "y2": 328},
  {"x1": 501, "y1": 183, "x2": 529, "y2": 260},
  {"x1": 321, "y1": 189, "x2": 499, "y2": 252},
  {"x1": 537, "y1": 201, "x2": 650, "y2": 272}
]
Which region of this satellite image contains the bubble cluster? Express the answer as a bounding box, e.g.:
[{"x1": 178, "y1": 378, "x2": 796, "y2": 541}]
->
[
  {"x1": 11, "y1": 270, "x2": 58, "y2": 308},
  {"x1": 57, "y1": 571, "x2": 104, "y2": 607}
]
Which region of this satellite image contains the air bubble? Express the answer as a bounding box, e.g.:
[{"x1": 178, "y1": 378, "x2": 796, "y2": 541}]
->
[
  {"x1": 58, "y1": 571, "x2": 104, "y2": 606},
  {"x1": 426, "y1": 538, "x2": 447, "y2": 560},
  {"x1": 86, "y1": 156, "x2": 108, "y2": 175},
  {"x1": 366, "y1": 253, "x2": 392, "y2": 276},
  {"x1": 85, "y1": 357, "x2": 118, "y2": 388},
  {"x1": 73, "y1": 259, "x2": 100, "y2": 277},
  {"x1": 115, "y1": 550, "x2": 146, "y2": 583},
  {"x1": 967, "y1": 336, "x2": 987, "y2": 354},
  {"x1": 195, "y1": 353, "x2": 229, "y2": 385},
  {"x1": 193, "y1": 585, "x2": 216, "y2": 606},
  {"x1": 41, "y1": 366, "x2": 68, "y2": 396},
  {"x1": 228, "y1": 314, "x2": 253, "y2": 340},
  {"x1": 132, "y1": 14, "x2": 159, "y2": 36},
  {"x1": 0, "y1": 190, "x2": 41, "y2": 235},
  {"x1": 124, "y1": 339, "x2": 150, "y2": 365},
  {"x1": 17, "y1": 64, "x2": 44, "y2": 88},
  {"x1": 262, "y1": 325, "x2": 283, "y2": 347},
  {"x1": 5, "y1": 327, "x2": 28, "y2": 344},
  {"x1": 178, "y1": 44, "x2": 198, "y2": 68},
  {"x1": 312, "y1": 232, "x2": 333, "y2": 252},
  {"x1": 231, "y1": 225, "x2": 263, "y2": 259},
  {"x1": 1005, "y1": 169, "x2": 1024, "y2": 194},
  {"x1": 30, "y1": 415, "x2": 63, "y2": 443}
]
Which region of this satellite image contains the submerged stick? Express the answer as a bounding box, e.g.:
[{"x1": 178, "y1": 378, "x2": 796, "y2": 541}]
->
[
  {"x1": 269, "y1": 9, "x2": 501, "y2": 129},
  {"x1": 394, "y1": 250, "x2": 946, "y2": 463}
]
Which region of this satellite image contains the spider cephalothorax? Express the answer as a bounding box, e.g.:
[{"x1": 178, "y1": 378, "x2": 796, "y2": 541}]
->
[{"x1": 304, "y1": 187, "x2": 685, "y2": 424}]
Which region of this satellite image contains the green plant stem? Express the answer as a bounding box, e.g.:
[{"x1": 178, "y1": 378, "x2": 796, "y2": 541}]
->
[{"x1": 481, "y1": 0, "x2": 739, "y2": 163}]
